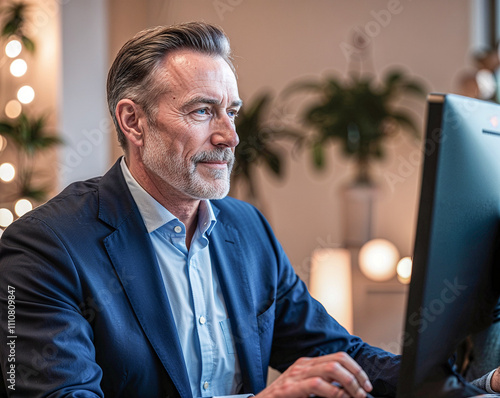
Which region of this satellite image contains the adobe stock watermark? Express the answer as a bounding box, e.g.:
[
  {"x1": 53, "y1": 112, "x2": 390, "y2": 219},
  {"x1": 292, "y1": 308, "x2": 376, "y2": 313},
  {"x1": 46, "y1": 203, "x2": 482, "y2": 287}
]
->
[
  {"x1": 382, "y1": 96, "x2": 480, "y2": 193},
  {"x1": 297, "y1": 234, "x2": 341, "y2": 279},
  {"x1": 383, "y1": 126, "x2": 447, "y2": 193},
  {"x1": 378, "y1": 277, "x2": 468, "y2": 355},
  {"x1": 23, "y1": 0, "x2": 73, "y2": 38},
  {"x1": 340, "y1": 0, "x2": 410, "y2": 61},
  {"x1": 11, "y1": 267, "x2": 136, "y2": 386},
  {"x1": 213, "y1": 0, "x2": 243, "y2": 21},
  {"x1": 58, "y1": 118, "x2": 113, "y2": 177},
  {"x1": 6, "y1": 285, "x2": 16, "y2": 391}
]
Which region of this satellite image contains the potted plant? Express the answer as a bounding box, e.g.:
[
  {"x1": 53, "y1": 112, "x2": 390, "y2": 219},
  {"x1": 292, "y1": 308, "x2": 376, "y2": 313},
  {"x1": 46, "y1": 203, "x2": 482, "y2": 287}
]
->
[
  {"x1": 283, "y1": 33, "x2": 427, "y2": 246},
  {"x1": 0, "y1": 113, "x2": 61, "y2": 202},
  {"x1": 286, "y1": 68, "x2": 426, "y2": 185},
  {"x1": 231, "y1": 91, "x2": 299, "y2": 209}
]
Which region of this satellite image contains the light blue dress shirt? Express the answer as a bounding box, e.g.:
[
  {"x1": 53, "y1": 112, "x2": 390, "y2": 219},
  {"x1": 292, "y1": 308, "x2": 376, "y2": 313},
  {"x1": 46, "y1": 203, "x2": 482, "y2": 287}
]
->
[{"x1": 120, "y1": 159, "x2": 243, "y2": 397}]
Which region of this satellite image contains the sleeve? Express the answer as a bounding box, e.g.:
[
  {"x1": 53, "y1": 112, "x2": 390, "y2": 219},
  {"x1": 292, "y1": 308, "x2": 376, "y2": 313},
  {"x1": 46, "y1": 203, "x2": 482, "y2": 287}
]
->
[
  {"x1": 0, "y1": 216, "x2": 103, "y2": 397},
  {"x1": 470, "y1": 369, "x2": 497, "y2": 394},
  {"x1": 251, "y1": 209, "x2": 400, "y2": 397}
]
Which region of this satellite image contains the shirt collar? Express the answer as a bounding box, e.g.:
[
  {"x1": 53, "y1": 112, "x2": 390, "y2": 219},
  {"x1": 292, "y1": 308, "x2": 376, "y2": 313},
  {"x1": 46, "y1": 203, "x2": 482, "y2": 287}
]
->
[{"x1": 120, "y1": 157, "x2": 217, "y2": 235}]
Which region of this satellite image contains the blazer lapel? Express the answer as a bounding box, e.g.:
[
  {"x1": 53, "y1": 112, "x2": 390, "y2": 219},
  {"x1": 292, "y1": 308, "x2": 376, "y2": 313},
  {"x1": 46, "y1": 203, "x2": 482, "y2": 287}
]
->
[
  {"x1": 209, "y1": 216, "x2": 266, "y2": 394},
  {"x1": 98, "y1": 160, "x2": 192, "y2": 398}
]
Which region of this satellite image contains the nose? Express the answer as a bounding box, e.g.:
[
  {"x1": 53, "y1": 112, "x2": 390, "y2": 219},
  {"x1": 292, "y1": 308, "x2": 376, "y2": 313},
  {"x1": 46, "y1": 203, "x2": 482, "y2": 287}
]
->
[{"x1": 211, "y1": 114, "x2": 239, "y2": 148}]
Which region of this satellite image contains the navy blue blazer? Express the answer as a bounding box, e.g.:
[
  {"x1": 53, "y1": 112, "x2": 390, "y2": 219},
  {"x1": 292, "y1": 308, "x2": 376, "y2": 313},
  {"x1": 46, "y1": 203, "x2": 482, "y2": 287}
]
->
[{"x1": 0, "y1": 159, "x2": 400, "y2": 397}]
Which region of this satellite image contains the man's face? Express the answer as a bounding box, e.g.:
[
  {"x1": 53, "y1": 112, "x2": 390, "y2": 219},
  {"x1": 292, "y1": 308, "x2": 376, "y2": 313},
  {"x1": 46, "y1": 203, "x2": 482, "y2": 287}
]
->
[{"x1": 141, "y1": 50, "x2": 241, "y2": 200}]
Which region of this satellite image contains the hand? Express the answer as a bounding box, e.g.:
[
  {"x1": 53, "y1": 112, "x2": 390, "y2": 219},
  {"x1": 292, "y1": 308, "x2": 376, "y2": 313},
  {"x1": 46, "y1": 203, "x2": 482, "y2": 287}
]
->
[{"x1": 255, "y1": 352, "x2": 373, "y2": 398}]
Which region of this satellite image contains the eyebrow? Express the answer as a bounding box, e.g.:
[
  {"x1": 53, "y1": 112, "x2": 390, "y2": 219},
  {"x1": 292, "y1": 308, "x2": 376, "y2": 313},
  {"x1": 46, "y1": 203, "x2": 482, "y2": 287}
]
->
[{"x1": 182, "y1": 96, "x2": 243, "y2": 110}]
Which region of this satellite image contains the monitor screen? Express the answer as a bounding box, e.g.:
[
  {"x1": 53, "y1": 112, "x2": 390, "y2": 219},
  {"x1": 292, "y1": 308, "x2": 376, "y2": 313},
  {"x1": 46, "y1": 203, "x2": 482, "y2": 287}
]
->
[{"x1": 397, "y1": 93, "x2": 500, "y2": 397}]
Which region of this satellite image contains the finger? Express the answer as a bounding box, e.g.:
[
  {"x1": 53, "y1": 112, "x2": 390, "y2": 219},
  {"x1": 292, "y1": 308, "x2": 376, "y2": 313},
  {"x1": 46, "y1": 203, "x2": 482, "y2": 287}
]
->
[
  {"x1": 326, "y1": 365, "x2": 367, "y2": 398},
  {"x1": 291, "y1": 359, "x2": 368, "y2": 398},
  {"x1": 300, "y1": 377, "x2": 350, "y2": 398},
  {"x1": 301, "y1": 353, "x2": 372, "y2": 393},
  {"x1": 325, "y1": 353, "x2": 373, "y2": 393}
]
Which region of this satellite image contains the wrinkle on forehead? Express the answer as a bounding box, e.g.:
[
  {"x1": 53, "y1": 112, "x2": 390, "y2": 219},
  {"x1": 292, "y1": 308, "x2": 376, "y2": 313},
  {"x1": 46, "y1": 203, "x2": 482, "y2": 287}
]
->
[
  {"x1": 157, "y1": 50, "x2": 240, "y2": 106},
  {"x1": 165, "y1": 50, "x2": 236, "y2": 86}
]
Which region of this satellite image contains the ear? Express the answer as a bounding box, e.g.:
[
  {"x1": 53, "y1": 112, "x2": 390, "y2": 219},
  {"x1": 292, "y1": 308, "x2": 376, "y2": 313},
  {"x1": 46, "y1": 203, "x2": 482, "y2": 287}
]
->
[{"x1": 115, "y1": 99, "x2": 147, "y2": 148}]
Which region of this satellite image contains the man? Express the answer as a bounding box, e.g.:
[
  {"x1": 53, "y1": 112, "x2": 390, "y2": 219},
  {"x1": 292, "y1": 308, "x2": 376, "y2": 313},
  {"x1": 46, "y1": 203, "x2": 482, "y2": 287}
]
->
[{"x1": 0, "y1": 22, "x2": 402, "y2": 398}]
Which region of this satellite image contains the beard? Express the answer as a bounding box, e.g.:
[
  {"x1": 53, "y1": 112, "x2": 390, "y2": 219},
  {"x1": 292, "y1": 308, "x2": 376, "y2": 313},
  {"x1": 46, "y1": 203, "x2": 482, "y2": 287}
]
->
[{"x1": 142, "y1": 130, "x2": 234, "y2": 200}]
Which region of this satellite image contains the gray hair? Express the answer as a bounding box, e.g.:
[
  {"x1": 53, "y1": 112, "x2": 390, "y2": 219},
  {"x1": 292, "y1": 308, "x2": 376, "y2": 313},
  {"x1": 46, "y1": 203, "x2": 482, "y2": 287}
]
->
[{"x1": 106, "y1": 22, "x2": 234, "y2": 150}]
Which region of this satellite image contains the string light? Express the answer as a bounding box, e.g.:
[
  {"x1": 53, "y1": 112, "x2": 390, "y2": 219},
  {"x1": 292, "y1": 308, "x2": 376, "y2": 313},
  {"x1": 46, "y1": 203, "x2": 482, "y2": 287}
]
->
[
  {"x1": 0, "y1": 135, "x2": 6, "y2": 152},
  {"x1": 5, "y1": 99, "x2": 22, "y2": 119},
  {"x1": 0, "y1": 163, "x2": 16, "y2": 182},
  {"x1": 17, "y1": 85, "x2": 35, "y2": 104},
  {"x1": 14, "y1": 198, "x2": 33, "y2": 217},
  {"x1": 5, "y1": 39, "x2": 22, "y2": 58},
  {"x1": 10, "y1": 58, "x2": 27, "y2": 77},
  {"x1": 0, "y1": 208, "x2": 14, "y2": 228}
]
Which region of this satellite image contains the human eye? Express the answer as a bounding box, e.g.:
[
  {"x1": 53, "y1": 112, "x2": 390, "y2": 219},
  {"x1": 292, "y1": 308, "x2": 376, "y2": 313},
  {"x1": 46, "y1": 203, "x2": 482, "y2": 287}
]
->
[
  {"x1": 227, "y1": 109, "x2": 239, "y2": 118},
  {"x1": 194, "y1": 108, "x2": 209, "y2": 115}
]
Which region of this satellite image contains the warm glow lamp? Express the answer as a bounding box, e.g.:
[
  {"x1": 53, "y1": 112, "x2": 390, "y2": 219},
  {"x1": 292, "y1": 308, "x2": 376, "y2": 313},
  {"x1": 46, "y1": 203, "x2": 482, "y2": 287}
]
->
[
  {"x1": 358, "y1": 238, "x2": 399, "y2": 281},
  {"x1": 309, "y1": 248, "x2": 353, "y2": 333},
  {"x1": 397, "y1": 256, "x2": 412, "y2": 284}
]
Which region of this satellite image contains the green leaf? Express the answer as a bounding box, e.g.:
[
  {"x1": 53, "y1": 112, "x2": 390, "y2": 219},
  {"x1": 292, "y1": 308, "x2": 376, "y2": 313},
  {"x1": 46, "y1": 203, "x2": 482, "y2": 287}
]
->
[
  {"x1": 0, "y1": 2, "x2": 35, "y2": 52},
  {"x1": 263, "y1": 150, "x2": 281, "y2": 176},
  {"x1": 0, "y1": 121, "x2": 14, "y2": 135},
  {"x1": 312, "y1": 140, "x2": 325, "y2": 169},
  {"x1": 21, "y1": 35, "x2": 35, "y2": 53},
  {"x1": 400, "y1": 81, "x2": 427, "y2": 96},
  {"x1": 391, "y1": 112, "x2": 421, "y2": 138},
  {"x1": 0, "y1": 112, "x2": 62, "y2": 154},
  {"x1": 20, "y1": 185, "x2": 48, "y2": 201}
]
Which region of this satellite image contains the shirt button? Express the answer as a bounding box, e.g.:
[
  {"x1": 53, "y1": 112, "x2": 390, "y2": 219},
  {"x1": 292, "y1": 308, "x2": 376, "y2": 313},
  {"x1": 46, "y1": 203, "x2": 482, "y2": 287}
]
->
[
  {"x1": 174, "y1": 226, "x2": 182, "y2": 233},
  {"x1": 199, "y1": 316, "x2": 206, "y2": 325},
  {"x1": 203, "y1": 381, "x2": 209, "y2": 390}
]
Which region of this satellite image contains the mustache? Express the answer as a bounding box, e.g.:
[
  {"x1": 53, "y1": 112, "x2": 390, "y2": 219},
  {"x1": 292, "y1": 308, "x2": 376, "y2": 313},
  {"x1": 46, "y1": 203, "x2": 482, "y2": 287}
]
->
[{"x1": 192, "y1": 148, "x2": 234, "y2": 164}]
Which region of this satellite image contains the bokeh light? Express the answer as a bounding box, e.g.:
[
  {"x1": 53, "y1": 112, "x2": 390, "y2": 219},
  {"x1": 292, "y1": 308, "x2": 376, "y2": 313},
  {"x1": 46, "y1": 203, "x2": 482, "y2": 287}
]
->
[
  {"x1": 0, "y1": 208, "x2": 14, "y2": 228},
  {"x1": 5, "y1": 39, "x2": 22, "y2": 58},
  {"x1": 0, "y1": 135, "x2": 6, "y2": 152},
  {"x1": 358, "y1": 238, "x2": 400, "y2": 282},
  {"x1": 0, "y1": 163, "x2": 16, "y2": 182},
  {"x1": 14, "y1": 198, "x2": 33, "y2": 217},
  {"x1": 17, "y1": 85, "x2": 35, "y2": 104},
  {"x1": 10, "y1": 58, "x2": 27, "y2": 77},
  {"x1": 396, "y1": 257, "x2": 413, "y2": 284},
  {"x1": 5, "y1": 99, "x2": 22, "y2": 119}
]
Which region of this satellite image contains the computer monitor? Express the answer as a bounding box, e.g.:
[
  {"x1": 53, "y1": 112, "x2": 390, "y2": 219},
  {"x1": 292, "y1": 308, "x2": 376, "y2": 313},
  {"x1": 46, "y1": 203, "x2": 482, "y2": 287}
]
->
[{"x1": 397, "y1": 93, "x2": 500, "y2": 397}]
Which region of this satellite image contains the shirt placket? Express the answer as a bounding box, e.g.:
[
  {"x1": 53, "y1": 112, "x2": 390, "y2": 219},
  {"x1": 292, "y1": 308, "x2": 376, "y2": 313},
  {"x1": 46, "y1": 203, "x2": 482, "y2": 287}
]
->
[{"x1": 188, "y1": 236, "x2": 215, "y2": 397}]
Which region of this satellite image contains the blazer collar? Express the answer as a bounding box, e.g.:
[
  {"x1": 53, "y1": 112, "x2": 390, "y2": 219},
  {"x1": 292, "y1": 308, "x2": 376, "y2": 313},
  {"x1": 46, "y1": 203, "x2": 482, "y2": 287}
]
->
[{"x1": 98, "y1": 158, "x2": 192, "y2": 398}]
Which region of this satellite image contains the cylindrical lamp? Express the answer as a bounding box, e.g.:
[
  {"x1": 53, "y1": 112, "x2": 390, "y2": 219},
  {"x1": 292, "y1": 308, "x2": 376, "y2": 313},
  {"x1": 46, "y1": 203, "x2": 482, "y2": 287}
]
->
[{"x1": 309, "y1": 248, "x2": 353, "y2": 333}]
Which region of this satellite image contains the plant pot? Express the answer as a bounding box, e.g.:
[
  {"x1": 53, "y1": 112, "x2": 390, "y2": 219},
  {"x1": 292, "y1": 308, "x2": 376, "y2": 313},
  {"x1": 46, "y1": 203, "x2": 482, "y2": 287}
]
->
[{"x1": 342, "y1": 182, "x2": 379, "y2": 248}]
